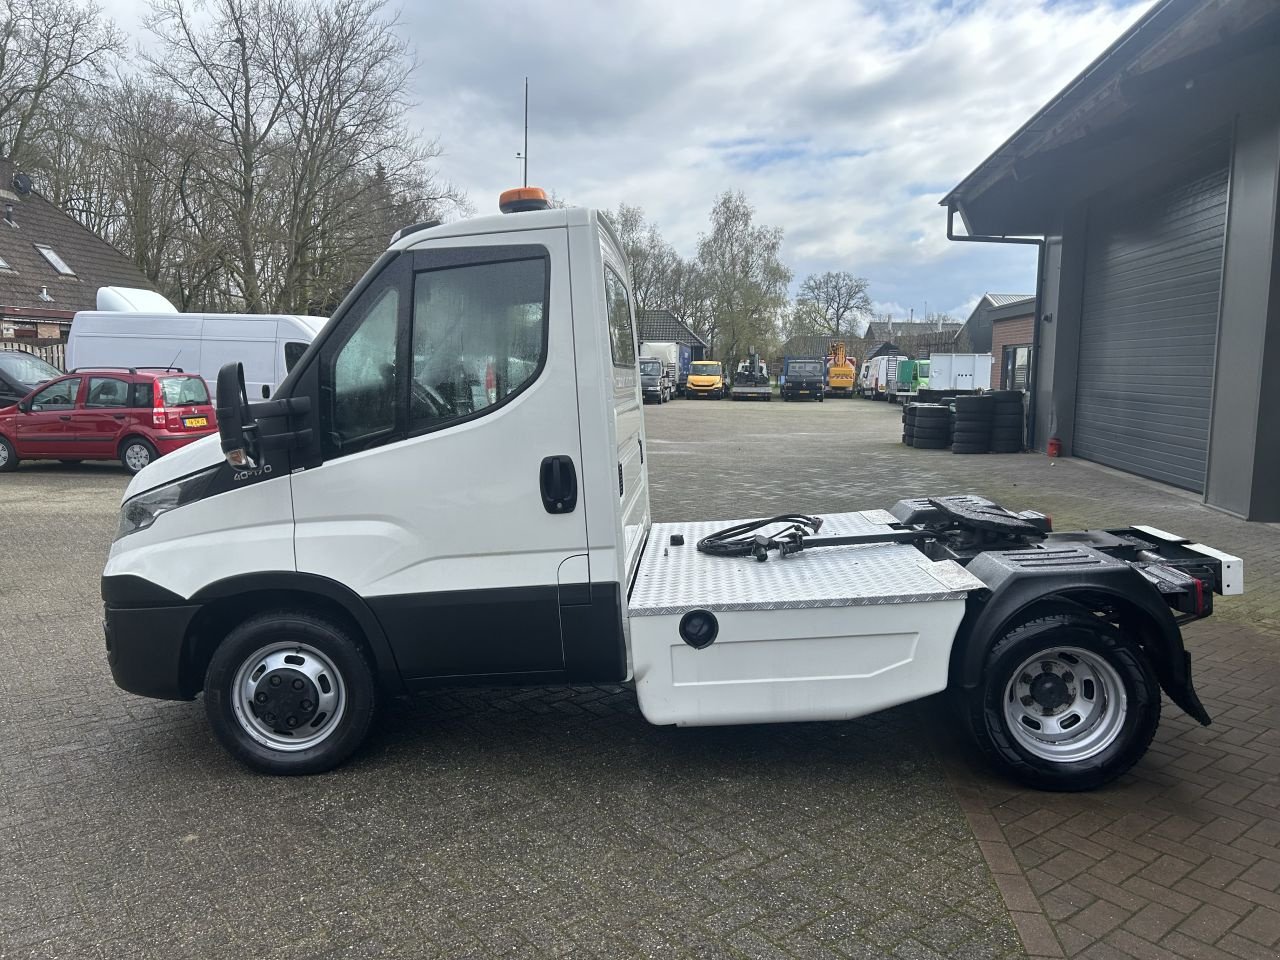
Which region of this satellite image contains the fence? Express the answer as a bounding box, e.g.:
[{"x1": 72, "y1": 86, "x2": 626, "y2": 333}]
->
[{"x1": 1, "y1": 339, "x2": 67, "y2": 370}]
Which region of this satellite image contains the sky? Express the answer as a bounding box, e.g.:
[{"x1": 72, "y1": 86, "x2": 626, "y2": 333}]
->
[{"x1": 102, "y1": 0, "x2": 1155, "y2": 322}]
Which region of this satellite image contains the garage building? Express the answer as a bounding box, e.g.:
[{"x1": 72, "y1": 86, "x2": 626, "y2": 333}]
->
[{"x1": 943, "y1": 0, "x2": 1280, "y2": 520}]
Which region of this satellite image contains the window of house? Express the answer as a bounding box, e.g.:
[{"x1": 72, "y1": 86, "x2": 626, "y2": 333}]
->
[
  {"x1": 0, "y1": 254, "x2": 13, "y2": 273},
  {"x1": 34, "y1": 244, "x2": 75, "y2": 276},
  {"x1": 1002, "y1": 345, "x2": 1031, "y2": 389},
  {"x1": 409, "y1": 256, "x2": 547, "y2": 431},
  {"x1": 603, "y1": 266, "x2": 635, "y2": 368}
]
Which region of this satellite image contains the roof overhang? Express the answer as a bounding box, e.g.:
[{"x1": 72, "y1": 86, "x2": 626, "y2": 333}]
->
[{"x1": 944, "y1": 0, "x2": 1280, "y2": 236}]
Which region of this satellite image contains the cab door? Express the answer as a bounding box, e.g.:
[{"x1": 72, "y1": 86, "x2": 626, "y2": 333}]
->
[
  {"x1": 74, "y1": 376, "x2": 132, "y2": 456},
  {"x1": 13, "y1": 376, "x2": 82, "y2": 458},
  {"x1": 290, "y1": 229, "x2": 587, "y2": 682}
]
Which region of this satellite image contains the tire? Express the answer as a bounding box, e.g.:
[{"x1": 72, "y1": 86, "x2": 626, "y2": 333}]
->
[
  {"x1": 0, "y1": 435, "x2": 17, "y2": 472},
  {"x1": 994, "y1": 402, "x2": 1024, "y2": 415},
  {"x1": 119, "y1": 437, "x2": 158, "y2": 475},
  {"x1": 953, "y1": 396, "x2": 994, "y2": 414},
  {"x1": 952, "y1": 443, "x2": 988, "y2": 454},
  {"x1": 964, "y1": 612, "x2": 1160, "y2": 791},
  {"x1": 952, "y1": 431, "x2": 991, "y2": 445},
  {"x1": 204, "y1": 610, "x2": 378, "y2": 775},
  {"x1": 818, "y1": 394, "x2": 824, "y2": 402},
  {"x1": 912, "y1": 437, "x2": 948, "y2": 449},
  {"x1": 912, "y1": 427, "x2": 950, "y2": 441},
  {"x1": 991, "y1": 442, "x2": 1024, "y2": 453},
  {"x1": 988, "y1": 390, "x2": 1024, "y2": 402},
  {"x1": 993, "y1": 414, "x2": 1023, "y2": 429},
  {"x1": 990, "y1": 429, "x2": 1023, "y2": 442}
]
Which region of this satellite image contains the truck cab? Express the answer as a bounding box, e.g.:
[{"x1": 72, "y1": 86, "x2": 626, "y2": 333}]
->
[
  {"x1": 102, "y1": 192, "x2": 1241, "y2": 791},
  {"x1": 686, "y1": 360, "x2": 725, "y2": 399},
  {"x1": 638, "y1": 356, "x2": 672, "y2": 403}
]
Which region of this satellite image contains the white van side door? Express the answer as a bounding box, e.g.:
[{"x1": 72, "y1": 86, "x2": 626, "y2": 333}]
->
[{"x1": 290, "y1": 228, "x2": 590, "y2": 683}]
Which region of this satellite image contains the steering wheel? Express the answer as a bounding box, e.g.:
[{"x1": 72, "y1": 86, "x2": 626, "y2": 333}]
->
[{"x1": 927, "y1": 496, "x2": 1043, "y2": 538}]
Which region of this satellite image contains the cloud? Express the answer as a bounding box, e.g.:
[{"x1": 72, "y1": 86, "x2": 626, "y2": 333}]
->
[
  {"x1": 96, "y1": 0, "x2": 1152, "y2": 312},
  {"x1": 398, "y1": 0, "x2": 1151, "y2": 310}
]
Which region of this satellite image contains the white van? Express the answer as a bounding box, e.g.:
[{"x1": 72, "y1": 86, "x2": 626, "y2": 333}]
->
[
  {"x1": 99, "y1": 192, "x2": 1240, "y2": 791},
  {"x1": 67, "y1": 311, "x2": 326, "y2": 402}
]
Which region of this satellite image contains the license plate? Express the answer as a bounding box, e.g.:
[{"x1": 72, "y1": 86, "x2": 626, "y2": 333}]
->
[{"x1": 184, "y1": 417, "x2": 208, "y2": 428}]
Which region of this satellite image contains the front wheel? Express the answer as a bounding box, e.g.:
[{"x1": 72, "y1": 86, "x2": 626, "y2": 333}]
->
[
  {"x1": 0, "y1": 435, "x2": 17, "y2": 472},
  {"x1": 965, "y1": 612, "x2": 1160, "y2": 791},
  {"x1": 204, "y1": 611, "x2": 377, "y2": 775}
]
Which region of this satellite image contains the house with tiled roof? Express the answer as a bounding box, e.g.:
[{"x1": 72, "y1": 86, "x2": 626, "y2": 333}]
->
[
  {"x1": 636, "y1": 309, "x2": 707, "y2": 360},
  {"x1": 0, "y1": 157, "x2": 157, "y2": 343}
]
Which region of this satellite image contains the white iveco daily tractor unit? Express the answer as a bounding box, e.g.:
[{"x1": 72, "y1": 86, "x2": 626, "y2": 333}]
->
[{"x1": 101, "y1": 188, "x2": 1243, "y2": 791}]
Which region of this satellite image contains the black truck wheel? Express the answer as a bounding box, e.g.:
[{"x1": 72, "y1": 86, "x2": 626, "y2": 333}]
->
[
  {"x1": 965, "y1": 612, "x2": 1160, "y2": 791},
  {"x1": 204, "y1": 610, "x2": 377, "y2": 775}
]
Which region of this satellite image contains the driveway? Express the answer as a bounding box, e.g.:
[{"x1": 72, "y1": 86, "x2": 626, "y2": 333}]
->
[{"x1": 1, "y1": 397, "x2": 1276, "y2": 959}]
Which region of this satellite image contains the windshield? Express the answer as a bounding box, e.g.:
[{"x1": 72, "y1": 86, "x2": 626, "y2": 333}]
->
[
  {"x1": 0, "y1": 350, "x2": 62, "y2": 388},
  {"x1": 691, "y1": 362, "x2": 722, "y2": 377},
  {"x1": 158, "y1": 376, "x2": 210, "y2": 406},
  {"x1": 639, "y1": 360, "x2": 662, "y2": 376},
  {"x1": 919, "y1": 361, "x2": 930, "y2": 375},
  {"x1": 789, "y1": 361, "x2": 822, "y2": 377}
]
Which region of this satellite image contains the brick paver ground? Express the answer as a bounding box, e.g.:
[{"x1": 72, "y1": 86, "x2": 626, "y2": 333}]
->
[
  {"x1": 0, "y1": 395, "x2": 1275, "y2": 959},
  {"x1": 645, "y1": 396, "x2": 1280, "y2": 960}
]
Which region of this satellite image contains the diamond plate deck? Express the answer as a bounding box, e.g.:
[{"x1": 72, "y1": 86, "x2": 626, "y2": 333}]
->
[{"x1": 628, "y1": 511, "x2": 986, "y2": 616}]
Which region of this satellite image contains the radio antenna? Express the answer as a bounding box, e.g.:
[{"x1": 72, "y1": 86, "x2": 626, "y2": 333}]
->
[{"x1": 515, "y1": 77, "x2": 529, "y2": 186}]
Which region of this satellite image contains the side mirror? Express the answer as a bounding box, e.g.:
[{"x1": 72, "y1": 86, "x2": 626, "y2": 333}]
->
[
  {"x1": 216, "y1": 362, "x2": 258, "y2": 467},
  {"x1": 17, "y1": 399, "x2": 30, "y2": 413},
  {"x1": 261, "y1": 384, "x2": 271, "y2": 399}
]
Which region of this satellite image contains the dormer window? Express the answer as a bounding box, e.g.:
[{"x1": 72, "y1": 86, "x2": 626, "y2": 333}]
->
[
  {"x1": 34, "y1": 244, "x2": 75, "y2": 276},
  {"x1": 0, "y1": 254, "x2": 13, "y2": 273}
]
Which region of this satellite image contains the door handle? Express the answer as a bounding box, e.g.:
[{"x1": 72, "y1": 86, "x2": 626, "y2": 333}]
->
[
  {"x1": 113, "y1": 415, "x2": 126, "y2": 420},
  {"x1": 58, "y1": 415, "x2": 72, "y2": 421},
  {"x1": 539, "y1": 455, "x2": 577, "y2": 514}
]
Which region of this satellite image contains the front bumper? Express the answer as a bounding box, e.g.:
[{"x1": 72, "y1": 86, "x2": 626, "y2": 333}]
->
[{"x1": 102, "y1": 575, "x2": 200, "y2": 700}]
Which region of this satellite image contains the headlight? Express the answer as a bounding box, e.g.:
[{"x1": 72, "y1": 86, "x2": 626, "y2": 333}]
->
[{"x1": 116, "y1": 467, "x2": 219, "y2": 540}]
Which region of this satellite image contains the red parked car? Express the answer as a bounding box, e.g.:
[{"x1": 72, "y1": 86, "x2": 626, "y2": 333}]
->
[{"x1": 0, "y1": 367, "x2": 217, "y2": 474}]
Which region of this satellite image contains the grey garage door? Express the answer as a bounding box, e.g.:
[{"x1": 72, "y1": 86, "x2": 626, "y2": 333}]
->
[{"x1": 1074, "y1": 166, "x2": 1227, "y2": 492}]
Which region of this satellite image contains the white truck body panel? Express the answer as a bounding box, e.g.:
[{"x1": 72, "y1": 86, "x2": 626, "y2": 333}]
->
[
  {"x1": 67, "y1": 311, "x2": 326, "y2": 401},
  {"x1": 925, "y1": 353, "x2": 993, "y2": 392},
  {"x1": 629, "y1": 513, "x2": 982, "y2": 725}
]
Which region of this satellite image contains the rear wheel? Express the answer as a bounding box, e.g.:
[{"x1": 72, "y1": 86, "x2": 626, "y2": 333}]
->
[
  {"x1": 204, "y1": 610, "x2": 377, "y2": 775},
  {"x1": 119, "y1": 437, "x2": 158, "y2": 474},
  {"x1": 965, "y1": 612, "x2": 1160, "y2": 791},
  {"x1": 0, "y1": 436, "x2": 17, "y2": 472}
]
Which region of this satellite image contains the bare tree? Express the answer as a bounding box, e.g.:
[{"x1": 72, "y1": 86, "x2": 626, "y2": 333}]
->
[
  {"x1": 695, "y1": 191, "x2": 791, "y2": 361},
  {"x1": 606, "y1": 204, "x2": 681, "y2": 315},
  {"x1": 0, "y1": 0, "x2": 123, "y2": 165},
  {"x1": 793, "y1": 270, "x2": 873, "y2": 340}
]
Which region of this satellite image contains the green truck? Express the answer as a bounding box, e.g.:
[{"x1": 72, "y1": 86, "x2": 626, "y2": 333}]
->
[{"x1": 887, "y1": 358, "x2": 929, "y2": 402}]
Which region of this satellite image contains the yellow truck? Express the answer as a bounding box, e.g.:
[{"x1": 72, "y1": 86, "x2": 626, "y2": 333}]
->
[
  {"x1": 686, "y1": 360, "x2": 726, "y2": 399},
  {"x1": 825, "y1": 341, "x2": 856, "y2": 397}
]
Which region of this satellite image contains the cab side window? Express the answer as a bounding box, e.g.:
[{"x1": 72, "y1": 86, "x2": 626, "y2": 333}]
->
[
  {"x1": 603, "y1": 266, "x2": 635, "y2": 368},
  {"x1": 324, "y1": 286, "x2": 401, "y2": 454},
  {"x1": 30, "y1": 377, "x2": 81, "y2": 410},
  {"x1": 409, "y1": 256, "x2": 547, "y2": 432},
  {"x1": 85, "y1": 377, "x2": 129, "y2": 408}
]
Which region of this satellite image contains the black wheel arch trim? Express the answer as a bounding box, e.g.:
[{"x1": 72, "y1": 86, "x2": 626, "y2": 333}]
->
[
  {"x1": 954, "y1": 565, "x2": 1210, "y2": 726},
  {"x1": 189, "y1": 572, "x2": 407, "y2": 695}
]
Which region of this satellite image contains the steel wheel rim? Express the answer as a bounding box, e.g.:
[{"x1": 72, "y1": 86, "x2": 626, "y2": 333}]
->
[
  {"x1": 0, "y1": 442, "x2": 8, "y2": 466},
  {"x1": 1003, "y1": 645, "x2": 1127, "y2": 763},
  {"x1": 231, "y1": 641, "x2": 347, "y2": 752},
  {"x1": 124, "y1": 444, "x2": 150, "y2": 471}
]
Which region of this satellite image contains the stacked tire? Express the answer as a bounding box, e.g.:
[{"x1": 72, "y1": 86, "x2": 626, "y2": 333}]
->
[
  {"x1": 951, "y1": 396, "x2": 994, "y2": 454},
  {"x1": 907, "y1": 403, "x2": 950, "y2": 449},
  {"x1": 989, "y1": 390, "x2": 1025, "y2": 453}
]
